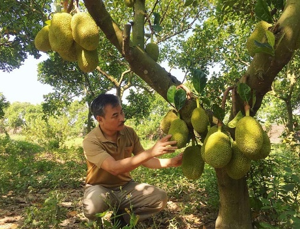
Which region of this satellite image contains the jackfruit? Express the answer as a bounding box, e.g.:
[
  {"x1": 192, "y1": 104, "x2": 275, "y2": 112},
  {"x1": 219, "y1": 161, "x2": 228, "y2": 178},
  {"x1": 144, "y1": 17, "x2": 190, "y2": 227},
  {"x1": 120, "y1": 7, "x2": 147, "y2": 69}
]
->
[
  {"x1": 235, "y1": 116, "x2": 264, "y2": 160},
  {"x1": 168, "y1": 118, "x2": 189, "y2": 149},
  {"x1": 201, "y1": 125, "x2": 219, "y2": 162},
  {"x1": 255, "y1": 131, "x2": 271, "y2": 160},
  {"x1": 160, "y1": 109, "x2": 178, "y2": 134},
  {"x1": 181, "y1": 145, "x2": 204, "y2": 180},
  {"x1": 204, "y1": 130, "x2": 232, "y2": 168},
  {"x1": 179, "y1": 99, "x2": 197, "y2": 128},
  {"x1": 191, "y1": 107, "x2": 209, "y2": 134},
  {"x1": 34, "y1": 25, "x2": 51, "y2": 52},
  {"x1": 71, "y1": 12, "x2": 99, "y2": 51},
  {"x1": 76, "y1": 44, "x2": 99, "y2": 73},
  {"x1": 124, "y1": 0, "x2": 134, "y2": 7},
  {"x1": 49, "y1": 12, "x2": 73, "y2": 52},
  {"x1": 246, "y1": 21, "x2": 272, "y2": 57},
  {"x1": 145, "y1": 43, "x2": 159, "y2": 62},
  {"x1": 57, "y1": 41, "x2": 77, "y2": 62},
  {"x1": 225, "y1": 141, "x2": 251, "y2": 180}
]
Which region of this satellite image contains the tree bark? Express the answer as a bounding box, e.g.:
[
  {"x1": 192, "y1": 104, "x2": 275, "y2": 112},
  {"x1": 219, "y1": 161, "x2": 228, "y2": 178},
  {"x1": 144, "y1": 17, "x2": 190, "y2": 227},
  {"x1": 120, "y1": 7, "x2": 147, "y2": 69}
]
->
[{"x1": 215, "y1": 169, "x2": 253, "y2": 229}]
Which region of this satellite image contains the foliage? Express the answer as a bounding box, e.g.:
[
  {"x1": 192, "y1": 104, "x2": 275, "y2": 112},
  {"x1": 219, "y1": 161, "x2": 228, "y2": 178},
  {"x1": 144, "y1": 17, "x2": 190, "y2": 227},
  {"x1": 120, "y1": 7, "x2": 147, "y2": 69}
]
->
[
  {"x1": 248, "y1": 144, "x2": 300, "y2": 228},
  {"x1": 0, "y1": 93, "x2": 9, "y2": 120},
  {"x1": 0, "y1": 0, "x2": 52, "y2": 72}
]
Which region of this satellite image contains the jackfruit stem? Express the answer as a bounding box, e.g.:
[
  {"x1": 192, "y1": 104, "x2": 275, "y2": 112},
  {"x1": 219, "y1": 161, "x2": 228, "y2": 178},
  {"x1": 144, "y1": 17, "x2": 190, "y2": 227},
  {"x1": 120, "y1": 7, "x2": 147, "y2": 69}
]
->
[
  {"x1": 196, "y1": 97, "x2": 200, "y2": 108},
  {"x1": 217, "y1": 121, "x2": 222, "y2": 132},
  {"x1": 245, "y1": 103, "x2": 250, "y2": 116}
]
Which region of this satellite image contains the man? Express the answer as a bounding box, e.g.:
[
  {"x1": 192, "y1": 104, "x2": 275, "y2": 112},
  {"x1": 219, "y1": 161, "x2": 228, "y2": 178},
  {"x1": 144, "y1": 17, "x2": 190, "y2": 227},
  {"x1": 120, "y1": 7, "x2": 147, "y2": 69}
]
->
[{"x1": 82, "y1": 93, "x2": 183, "y2": 226}]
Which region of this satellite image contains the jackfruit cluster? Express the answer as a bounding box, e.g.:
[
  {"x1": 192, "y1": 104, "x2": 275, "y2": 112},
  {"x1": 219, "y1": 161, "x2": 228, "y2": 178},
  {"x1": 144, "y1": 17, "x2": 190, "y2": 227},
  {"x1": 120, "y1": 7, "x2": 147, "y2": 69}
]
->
[
  {"x1": 34, "y1": 12, "x2": 100, "y2": 73},
  {"x1": 181, "y1": 145, "x2": 204, "y2": 180}
]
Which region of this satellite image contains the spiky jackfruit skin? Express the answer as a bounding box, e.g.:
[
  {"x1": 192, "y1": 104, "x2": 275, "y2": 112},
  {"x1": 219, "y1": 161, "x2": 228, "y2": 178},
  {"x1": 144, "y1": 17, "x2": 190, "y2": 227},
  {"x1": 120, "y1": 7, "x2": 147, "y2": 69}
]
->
[
  {"x1": 181, "y1": 145, "x2": 204, "y2": 180},
  {"x1": 57, "y1": 42, "x2": 77, "y2": 62},
  {"x1": 145, "y1": 43, "x2": 159, "y2": 62},
  {"x1": 71, "y1": 12, "x2": 99, "y2": 51},
  {"x1": 235, "y1": 116, "x2": 264, "y2": 160},
  {"x1": 179, "y1": 99, "x2": 197, "y2": 128},
  {"x1": 76, "y1": 44, "x2": 99, "y2": 73},
  {"x1": 34, "y1": 25, "x2": 51, "y2": 52},
  {"x1": 255, "y1": 131, "x2": 271, "y2": 160},
  {"x1": 160, "y1": 110, "x2": 178, "y2": 134},
  {"x1": 246, "y1": 21, "x2": 271, "y2": 56},
  {"x1": 201, "y1": 125, "x2": 219, "y2": 162},
  {"x1": 225, "y1": 141, "x2": 251, "y2": 180},
  {"x1": 204, "y1": 131, "x2": 232, "y2": 168},
  {"x1": 168, "y1": 118, "x2": 189, "y2": 149},
  {"x1": 191, "y1": 107, "x2": 209, "y2": 134},
  {"x1": 49, "y1": 13, "x2": 73, "y2": 52}
]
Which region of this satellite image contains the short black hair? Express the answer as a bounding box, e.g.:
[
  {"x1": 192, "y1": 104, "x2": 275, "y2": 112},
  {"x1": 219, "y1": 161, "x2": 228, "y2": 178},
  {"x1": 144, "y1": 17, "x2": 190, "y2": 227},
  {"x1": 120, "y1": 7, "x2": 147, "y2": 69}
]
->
[{"x1": 90, "y1": 93, "x2": 121, "y2": 119}]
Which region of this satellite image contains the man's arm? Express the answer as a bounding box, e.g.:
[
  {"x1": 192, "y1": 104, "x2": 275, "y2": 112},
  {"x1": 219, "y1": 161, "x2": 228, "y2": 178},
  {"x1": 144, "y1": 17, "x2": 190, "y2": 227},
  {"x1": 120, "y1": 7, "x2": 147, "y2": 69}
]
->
[
  {"x1": 101, "y1": 135, "x2": 178, "y2": 175},
  {"x1": 142, "y1": 153, "x2": 183, "y2": 169}
]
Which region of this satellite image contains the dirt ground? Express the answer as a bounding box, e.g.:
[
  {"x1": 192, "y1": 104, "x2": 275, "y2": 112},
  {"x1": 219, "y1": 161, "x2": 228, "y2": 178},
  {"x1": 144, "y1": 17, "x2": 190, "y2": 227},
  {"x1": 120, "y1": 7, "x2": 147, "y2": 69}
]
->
[{"x1": 0, "y1": 187, "x2": 217, "y2": 229}]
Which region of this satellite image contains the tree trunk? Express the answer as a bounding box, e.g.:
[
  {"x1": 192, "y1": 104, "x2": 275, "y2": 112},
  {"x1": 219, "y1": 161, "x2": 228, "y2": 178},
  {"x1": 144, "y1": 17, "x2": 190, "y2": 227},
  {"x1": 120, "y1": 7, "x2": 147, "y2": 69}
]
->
[{"x1": 215, "y1": 168, "x2": 253, "y2": 229}]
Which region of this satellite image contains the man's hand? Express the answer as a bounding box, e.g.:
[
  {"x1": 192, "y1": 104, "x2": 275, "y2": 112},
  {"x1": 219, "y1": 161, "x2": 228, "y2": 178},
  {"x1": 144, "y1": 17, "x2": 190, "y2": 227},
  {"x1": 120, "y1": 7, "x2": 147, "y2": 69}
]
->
[
  {"x1": 148, "y1": 134, "x2": 178, "y2": 157},
  {"x1": 169, "y1": 152, "x2": 183, "y2": 167}
]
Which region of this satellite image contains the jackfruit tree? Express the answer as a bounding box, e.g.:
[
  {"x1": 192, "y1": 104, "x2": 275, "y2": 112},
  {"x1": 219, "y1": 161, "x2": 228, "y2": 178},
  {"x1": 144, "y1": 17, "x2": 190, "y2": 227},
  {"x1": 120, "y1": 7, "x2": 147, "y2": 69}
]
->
[
  {"x1": 80, "y1": 0, "x2": 300, "y2": 228},
  {"x1": 4, "y1": 0, "x2": 300, "y2": 228}
]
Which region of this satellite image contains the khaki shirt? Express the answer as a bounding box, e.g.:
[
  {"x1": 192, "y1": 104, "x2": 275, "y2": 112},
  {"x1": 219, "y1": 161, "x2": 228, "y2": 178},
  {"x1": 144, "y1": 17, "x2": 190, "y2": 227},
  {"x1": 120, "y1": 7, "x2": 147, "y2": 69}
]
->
[{"x1": 83, "y1": 125, "x2": 144, "y2": 188}]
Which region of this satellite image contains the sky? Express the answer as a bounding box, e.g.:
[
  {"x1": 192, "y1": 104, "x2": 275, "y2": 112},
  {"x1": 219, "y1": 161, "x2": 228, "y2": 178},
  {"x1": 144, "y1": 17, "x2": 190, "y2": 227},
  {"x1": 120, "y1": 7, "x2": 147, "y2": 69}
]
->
[
  {"x1": 0, "y1": 56, "x2": 187, "y2": 105},
  {"x1": 0, "y1": 54, "x2": 53, "y2": 105}
]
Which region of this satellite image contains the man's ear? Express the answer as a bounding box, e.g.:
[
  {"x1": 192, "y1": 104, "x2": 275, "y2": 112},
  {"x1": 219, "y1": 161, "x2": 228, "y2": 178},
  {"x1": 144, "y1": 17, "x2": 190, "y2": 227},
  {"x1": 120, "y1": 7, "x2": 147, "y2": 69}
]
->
[{"x1": 96, "y1": 115, "x2": 103, "y2": 123}]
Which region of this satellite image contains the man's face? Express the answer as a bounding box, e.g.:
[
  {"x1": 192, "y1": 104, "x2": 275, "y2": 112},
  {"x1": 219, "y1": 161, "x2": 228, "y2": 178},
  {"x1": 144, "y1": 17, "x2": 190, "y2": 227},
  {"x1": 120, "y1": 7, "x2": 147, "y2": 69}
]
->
[{"x1": 98, "y1": 104, "x2": 125, "y2": 132}]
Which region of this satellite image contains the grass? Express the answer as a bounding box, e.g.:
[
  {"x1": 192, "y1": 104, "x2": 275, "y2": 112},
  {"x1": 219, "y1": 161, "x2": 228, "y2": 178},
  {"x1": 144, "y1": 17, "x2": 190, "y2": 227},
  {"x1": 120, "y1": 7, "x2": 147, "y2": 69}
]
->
[{"x1": 0, "y1": 134, "x2": 299, "y2": 228}]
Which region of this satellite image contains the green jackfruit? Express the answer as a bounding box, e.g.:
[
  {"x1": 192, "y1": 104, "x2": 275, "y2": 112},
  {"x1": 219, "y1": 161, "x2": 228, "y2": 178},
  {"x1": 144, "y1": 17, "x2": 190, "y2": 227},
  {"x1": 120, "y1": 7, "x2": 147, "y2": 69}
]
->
[
  {"x1": 145, "y1": 43, "x2": 159, "y2": 62},
  {"x1": 255, "y1": 131, "x2": 271, "y2": 160},
  {"x1": 204, "y1": 131, "x2": 232, "y2": 168},
  {"x1": 34, "y1": 25, "x2": 51, "y2": 52},
  {"x1": 71, "y1": 12, "x2": 99, "y2": 51},
  {"x1": 191, "y1": 107, "x2": 209, "y2": 134},
  {"x1": 181, "y1": 145, "x2": 204, "y2": 180},
  {"x1": 57, "y1": 41, "x2": 77, "y2": 62},
  {"x1": 160, "y1": 109, "x2": 178, "y2": 134},
  {"x1": 235, "y1": 116, "x2": 264, "y2": 160},
  {"x1": 49, "y1": 13, "x2": 73, "y2": 52},
  {"x1": 168, "y1": 118, "x2": 189, "y2": 149},
  {"x1": 179, "y1": 99, "x2": 197, "y2": 128},
  {"x1": 201, "y1": 125, "x2": 219, "y2": 162},
  {"x1": 246, "y1": 21, "x2": 272, "y2": 57},
  {"x1": 76, "y1": 44, "x2": 99, "y2": 73},
  {"x1": 225, "y1": 141, "x2": 251, "y2": 180}
]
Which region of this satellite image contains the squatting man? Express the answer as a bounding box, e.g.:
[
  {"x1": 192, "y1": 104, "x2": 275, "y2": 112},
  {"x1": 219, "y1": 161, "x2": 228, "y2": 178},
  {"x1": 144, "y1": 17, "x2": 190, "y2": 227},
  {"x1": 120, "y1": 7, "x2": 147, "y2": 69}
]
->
[{"x1": 82, "y1": 93, "x2": 183, "y2": 226}]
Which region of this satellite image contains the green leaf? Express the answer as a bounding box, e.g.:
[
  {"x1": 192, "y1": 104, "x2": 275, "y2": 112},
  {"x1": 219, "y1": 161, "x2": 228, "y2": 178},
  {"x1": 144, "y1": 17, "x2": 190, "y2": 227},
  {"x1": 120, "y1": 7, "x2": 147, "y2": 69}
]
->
[
  {"x1": 237, "y1": 83, "x2": 251, "y2": 103},
  {"x1": 228, "y1": 111, "x2": 244, "y2": 128},
  {"x1": 266, "y1": 30, "x2": 275, "y2": 47},
  {"x1": 153, "y1": 12, "x2": 160, "y2": 25},
  {"x1": 167, "y1": 85, "x2": 177, "y2": 104},
  {"x1": 183, "y1": 0, "x2": 194, "y2": 7},
  {"x1": 255, "y1": 0, "x2": 272, "y2": 23},
  {"x1": 212, "y1": 104, "x2": 225, "y2": 121},
  {"x1": 191, "y1": 69, "x2": 207, "y2": 95},
  {"x1": 174, "y1": 88, "x2": 187, "y2": 111},
  {"x1": 282, "y1": 184, "x2": 295, "y2": 192},
  {"x1": 251, "y1": 90, "x2": 257, "y2": 109},
  {"x1": 152, "y1": 25, "x2": 163, "y2": 33},
  {"x1": 254, "y1": 41, "x2": 275, "y2": 56}
]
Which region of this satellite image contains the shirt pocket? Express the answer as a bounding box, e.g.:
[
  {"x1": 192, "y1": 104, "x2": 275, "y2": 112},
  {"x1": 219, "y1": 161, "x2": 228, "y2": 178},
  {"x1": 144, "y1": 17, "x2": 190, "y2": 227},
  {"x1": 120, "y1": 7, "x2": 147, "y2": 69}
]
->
[{"x1": 124, "y1": 145, "x2": 133, "y2": 157}]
